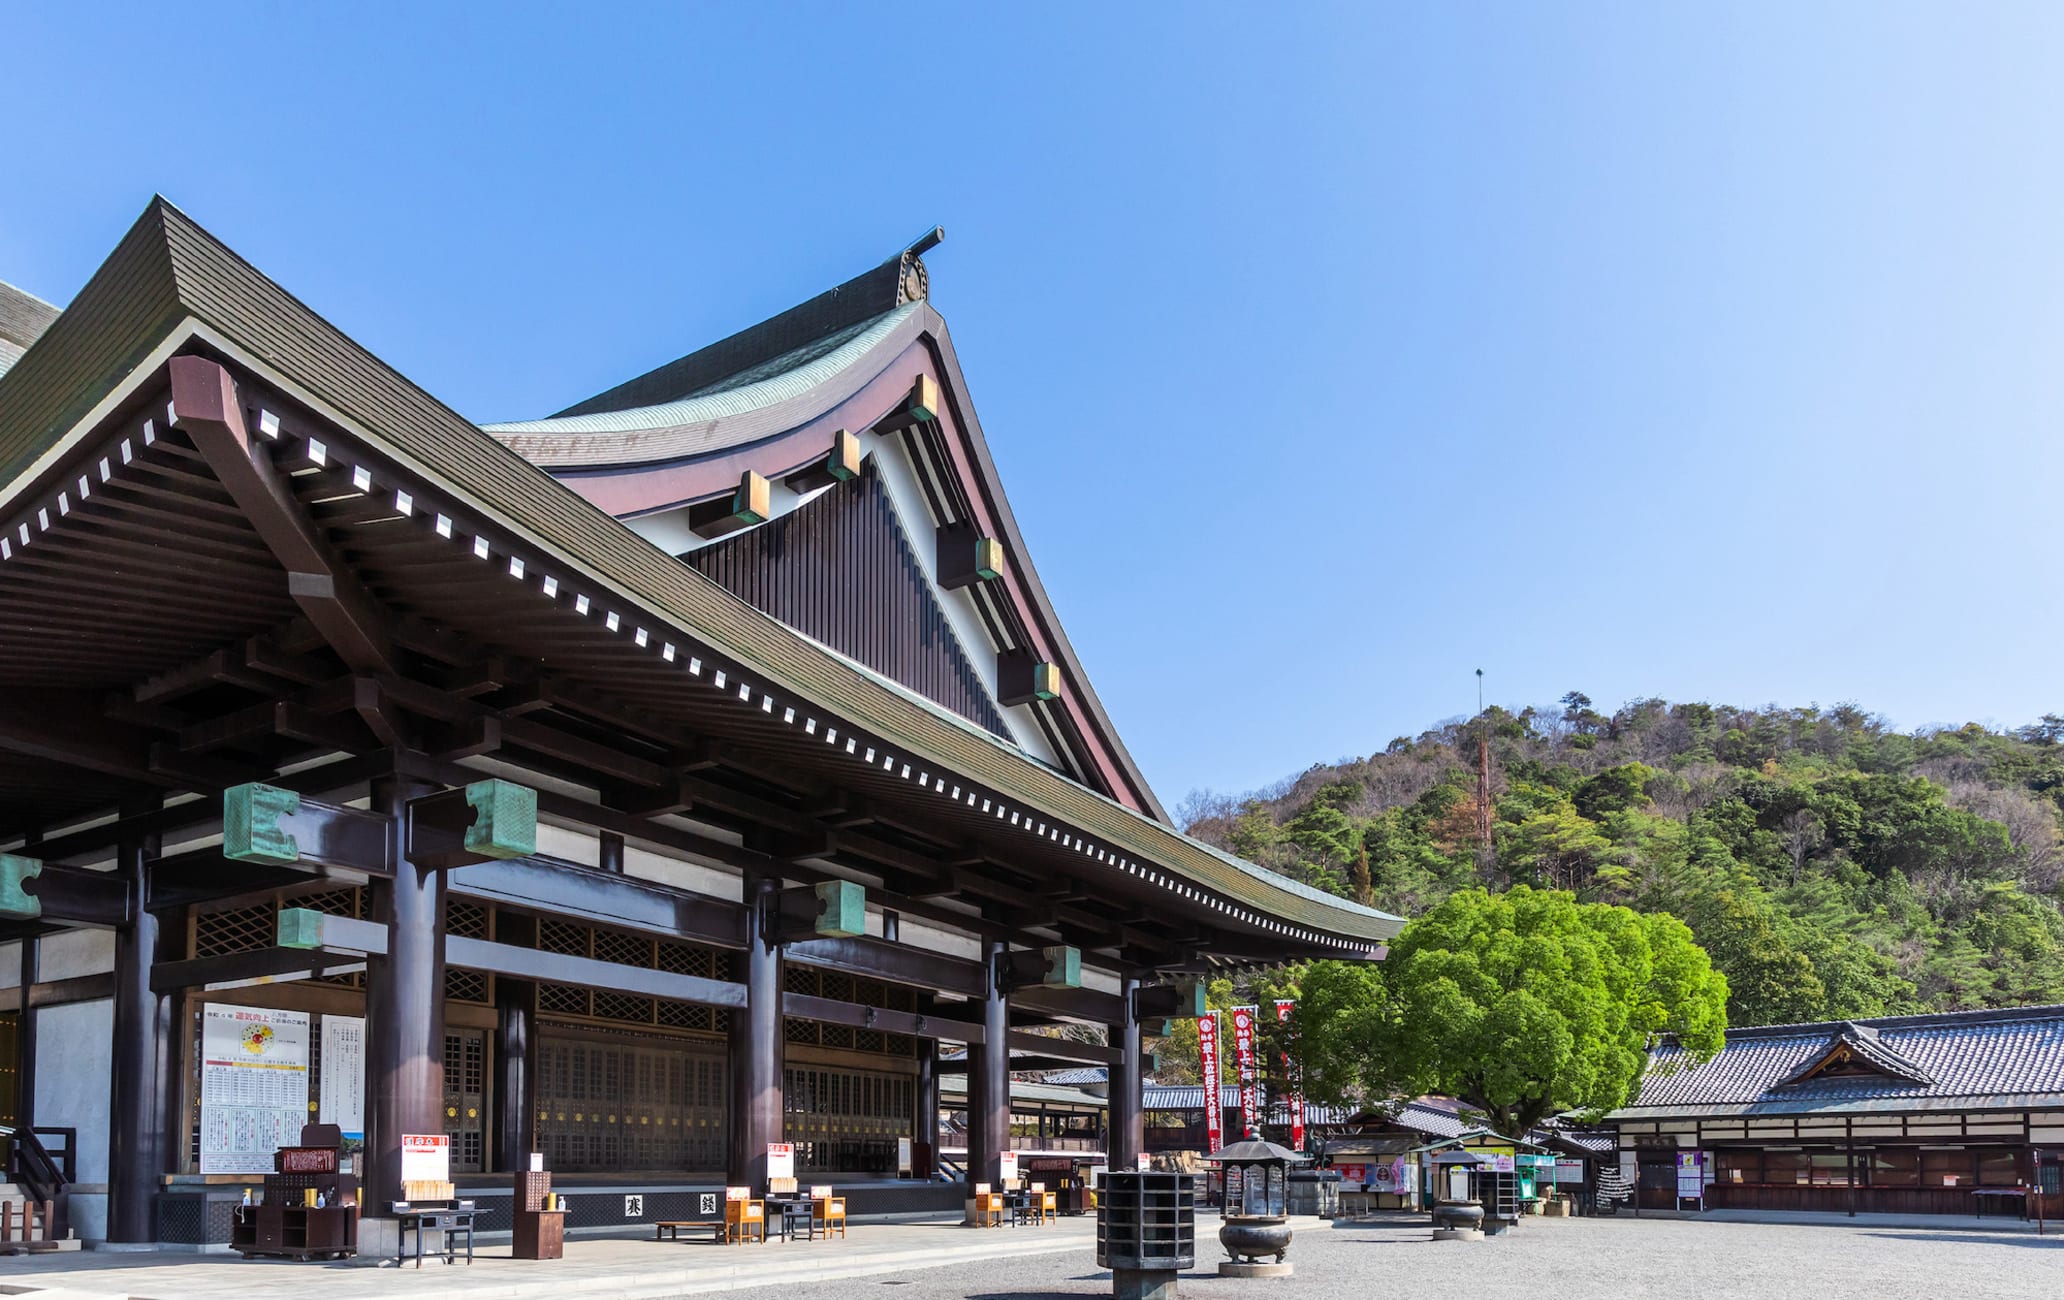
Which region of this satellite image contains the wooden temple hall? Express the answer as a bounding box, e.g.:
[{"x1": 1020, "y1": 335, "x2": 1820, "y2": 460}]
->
[{"x1": 0, "y1": 202, "x2": 1401, "y2": 1248}]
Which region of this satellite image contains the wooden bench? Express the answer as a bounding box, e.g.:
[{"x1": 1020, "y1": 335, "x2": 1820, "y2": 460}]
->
[{"x1": 654, "y1": 1220, "x2": 722, "y2": 1242}]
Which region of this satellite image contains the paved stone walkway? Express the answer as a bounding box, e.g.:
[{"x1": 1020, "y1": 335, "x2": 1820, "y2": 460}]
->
[
  {"x1": 0, "y1": 1216, "x2": 1092, "y2": 1300},
  {"x1": 3, "y1": 1211, "x2": 2060, "y2": 1300}
]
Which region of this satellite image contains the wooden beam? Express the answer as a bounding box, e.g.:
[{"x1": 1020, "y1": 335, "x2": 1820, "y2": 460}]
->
[
  {"x1": 687, "y1": 470, "x2": 771, "y2": 539},
  {"x1": 937, "y1": 523, "x2": 1004, "y2": 590},
  {"x1": 783, "y1": 430, "x2": 863, "y2": 493},
  {"x1": 998, "y1": 651, "x2": 1061, "y2": 706},
  {"x1": 169, "y1": 355, "x2": 396, "y2": 675},
  {"x1": 445, "y1": 856, "x2": 748, "y2": 950},
  {"x1": 0, "y1": 855, "x2": 132, "y2": 926},
  {"x1": 784, "y1": 935, "x2": 984, "y2": 998}
]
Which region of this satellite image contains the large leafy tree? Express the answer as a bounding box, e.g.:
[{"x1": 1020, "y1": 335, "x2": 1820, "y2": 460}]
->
[{"x1": 1299, "y1": 886, "x2": 1727, "y2": 1135}]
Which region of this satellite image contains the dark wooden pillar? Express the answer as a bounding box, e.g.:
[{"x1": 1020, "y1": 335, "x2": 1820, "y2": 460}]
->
[
  {"x1": 880, "y1": 911, "x2": 900, "y2": 943},
  {"x1": 107, "y1": 823, "x2": 164, "y2": 1242},
  {"x1": 966, "y1": 941, "x2": 1008, "y2": 1192},
  {"x1": 727, "y1": 873, "x2": 782, "y2": 1189},
  {"x1": 364, "y1": 773, "x2": 445, "y2": 1215},
  {"x1": 1109, "y1": 976, "x2": 1143, "y2": 1170},
  {"x1": 911, "y1": 1031, "x2": 937, "y2": 1179},
  {"x1": 15, "y1": 935, "x2": 35, "y2": 1131},
  {"x1": 493, "y1": 913, "x2": 539, "y2": 1173}
]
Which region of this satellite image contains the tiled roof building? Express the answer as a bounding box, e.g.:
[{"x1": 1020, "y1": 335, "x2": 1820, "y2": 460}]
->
[{"x1": 1609, "y1": 1005, "x2": 2064, "y2": 1217}]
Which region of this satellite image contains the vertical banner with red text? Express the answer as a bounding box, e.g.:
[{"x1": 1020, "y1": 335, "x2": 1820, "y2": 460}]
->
[
  {"x1": 1230, "y1": 1005, "x2": 1260, "y2": 1138},
  {"x1": 1196, "y1": 1011, "x2": 1224, "y2": 1152},
  {"x1": 1274, "y1": 999, "x2": 1305, "y2": 1152}
]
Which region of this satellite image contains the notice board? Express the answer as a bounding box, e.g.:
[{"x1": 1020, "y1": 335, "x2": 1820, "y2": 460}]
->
[{"x1": 199, "y1": 1004, "x2": 311, "y2": 1174}]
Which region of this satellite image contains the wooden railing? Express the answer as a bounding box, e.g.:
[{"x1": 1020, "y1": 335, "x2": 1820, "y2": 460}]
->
[{"x1": 0, "y1": 1127, "x2": 73, "y2": 1207}]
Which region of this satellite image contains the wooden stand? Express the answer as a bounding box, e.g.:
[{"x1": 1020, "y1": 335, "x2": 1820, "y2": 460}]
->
[
  {"x1": 230, "y1": 1125, "x2": 359, "y2": 1261},
  {"x1": 511, "y1": 1169, "x2": 563, "y2": 1260}
]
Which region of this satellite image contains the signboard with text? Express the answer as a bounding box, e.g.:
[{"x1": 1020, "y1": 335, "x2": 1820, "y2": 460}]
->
[
  {"x1": 767, "y1": 1143, "x2": 796, "y2": 1181},
  {"x1": 400, "y1": 1133, "x2": 450, "y2": 1184},
  {"x1": 1196, "y1": 1012, "x2": 1223, "y2": 1151},
  {"x1": 199, "y1": 1005, "x2": 310, "y2": 1174},
  {"x1": 1229, "y1": 1006, "x2": 1259, "y2": 1137},
  {"x1": 1000, "y1": 1150, "x2": 1020, "y2": 1183}
]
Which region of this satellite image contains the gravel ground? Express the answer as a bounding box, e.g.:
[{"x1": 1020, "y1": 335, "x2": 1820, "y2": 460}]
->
[{"x1": 705, "y1": 1213, "x2": 2064, "y2": 1300}]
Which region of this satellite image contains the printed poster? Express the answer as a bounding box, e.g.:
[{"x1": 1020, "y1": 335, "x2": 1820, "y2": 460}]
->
[
  {"x1": 318, "y1": 1014, "x2": 365, "y2": 1143},
  {"x1": 199, "y1": 1004, "x2": 310, "y2": 1174}
]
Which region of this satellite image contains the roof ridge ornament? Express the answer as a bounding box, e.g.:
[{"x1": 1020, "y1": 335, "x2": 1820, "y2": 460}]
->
[{"x1": 897, "y1": 226, "x2": 943, "y2": 305}]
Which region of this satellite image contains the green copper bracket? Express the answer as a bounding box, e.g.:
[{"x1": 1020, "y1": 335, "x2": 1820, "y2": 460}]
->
[
  {"x1": 0, "y1": 854, "x2": 42, "y2": 921},
  {"x1": 972, "y1": 537, "x2": 1004, "y2": 582},
  {"x1": 814, "y1": 880, "x2": 867, "y2": 938},
  {"x1": 224, "y1": 782, "x2": 304, "y2": 866},
  {"x1": 408, "y1": 779, "x2": 539, "y2": 871},
  {"x1": 1040, "y1": 945, "x2": 1082, "y2": 989},
  {"x1": 463, "y1": 779, "x2": 538, "y2": 860},
  {"x1": 277, "y1": 907, "x2": 325, "y2": 950}
]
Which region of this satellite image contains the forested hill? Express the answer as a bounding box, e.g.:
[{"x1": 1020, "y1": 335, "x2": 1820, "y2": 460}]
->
[{"x1": 1180, "y1": 699, "x2": 2064, "y2": 1027}]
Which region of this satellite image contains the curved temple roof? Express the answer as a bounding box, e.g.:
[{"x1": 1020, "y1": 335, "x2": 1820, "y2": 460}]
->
[{"x1": 0, "y1": 199, "x2": 1404, "y2": 952}]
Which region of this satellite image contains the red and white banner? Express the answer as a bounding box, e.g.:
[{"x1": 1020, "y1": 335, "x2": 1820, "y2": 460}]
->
[
  {"x1": 1230, "y1": 1005, "x2": 1259, "y2": 1138},
  {"x1": 1274, "y1": 999, "x2": 1305, "y2": 1151},
  {"x1": 1196, "y1": 1011, "x2": 1224, "y2": 1152}
]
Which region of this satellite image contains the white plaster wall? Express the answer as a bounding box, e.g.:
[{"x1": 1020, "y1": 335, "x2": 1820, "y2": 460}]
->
[
  {"x1": 35, "y1": 997, "x2": 112, "y2": 1191},
  {"x1": 38, "y1": 929, "x2": 115, "y2": 981},
  {"x1": 901, "y1": 919, "x2": 981, "y2": 961},
  {"x1": 622, "y1": 844, "x2": 740, "y2": 901},
  {"x1": 537, "y1": 821, "x2": 600, "y2": 868}
]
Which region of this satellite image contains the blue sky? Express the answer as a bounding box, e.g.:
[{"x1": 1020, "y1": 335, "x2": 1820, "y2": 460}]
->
[{"x1": 5, "y1": 4, "x2": 2061, "y2": 806}]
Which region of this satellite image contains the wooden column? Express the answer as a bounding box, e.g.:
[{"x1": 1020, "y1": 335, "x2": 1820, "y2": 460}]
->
[
  {"x1": 1109, "y1": 976, "x2": 1143, "y2": 1170},
  {"x1": 911, "y1": 1022, "x2": 937, "y2": 1179},
  {"x1": 107, "y1": 821, "x2": 164, "y2": 1242},
  {"x1": 364, "y1": 773, "x2": 445, "y2": 1215},
  {"x1": 597, "y1": 832, "x2": 625, "y2": 875},
  {"x1": 966, "y1": 941, "x2": 1008, "y2": 1193},
  {"x1": 493, "y1": 913, "x2": 539, "y2": 1173},
  {"x1": 727, "y1": 873, "x2": 783, "y2": 1189},
  {"x1": 16, "y1": 935, "x2": 36, "y2": 1130}
]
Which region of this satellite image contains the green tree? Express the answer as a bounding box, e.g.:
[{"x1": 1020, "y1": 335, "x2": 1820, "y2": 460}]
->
[{"x1": 1299, "y1": 886, "x2": 1728, "y2": 1135}]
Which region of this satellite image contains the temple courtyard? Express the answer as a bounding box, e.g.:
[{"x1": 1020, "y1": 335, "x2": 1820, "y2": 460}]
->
[{"x1": 0, "y1": 1212, "x2": 2052, "y2": 1300}]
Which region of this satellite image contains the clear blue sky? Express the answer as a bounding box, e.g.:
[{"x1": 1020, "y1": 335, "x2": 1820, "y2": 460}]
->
[{"x1": 6, "y1": 4, "x2": 2061, "y2": 805}]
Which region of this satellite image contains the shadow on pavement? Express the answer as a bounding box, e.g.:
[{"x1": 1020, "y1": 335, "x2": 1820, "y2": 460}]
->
[{"x1": 1860, "y1": 1231, "x2": 2064, "y2": 1250}]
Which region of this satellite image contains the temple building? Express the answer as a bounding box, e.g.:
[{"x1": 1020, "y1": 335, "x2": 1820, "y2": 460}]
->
[
  {"x1": 0, "y1": 201, "x2": 1401, "y2": 1247},
  {"x1": 1611, "y1": 1005, "x2": 2064, "y2": 1216}
]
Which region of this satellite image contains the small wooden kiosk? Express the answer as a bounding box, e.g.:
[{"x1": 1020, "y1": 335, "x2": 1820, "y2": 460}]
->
[{"x1": 230, "y1": 1124, "x2": 358, "y2": 1260}]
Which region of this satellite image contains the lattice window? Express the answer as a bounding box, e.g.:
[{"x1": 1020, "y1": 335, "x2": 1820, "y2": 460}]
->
[
  {"x1": 296, "y1": 887, "x2": 361, "y2": 918},
  {"x1": 783, "y1": 965, "x2": 817, "y2": 995},
  {"x1": 656, "y1": 1001, "x2": 716, "y2": 1033},
  {"x1": 855, "y1": 1029, "x2": 886, "y2": 1054},
  {"x1": 447, "y1": 899, "x2": 489, "y2": 939},
  {"x1": 821, "y1": 1024, "x2": 855, "y2": 1050},
  {"x1": 885, "y1": 1033, "x2": 914, "y2": 1056},
  {"x1": 540, "y1": 920, "x2": 587, "y2": 955},
  {"x1": 783, "y1": 1017, "x2": 817, "y2": 1045},
  {"x1": 540, "y1": 984, "x2": 589, "y2": 1015},
  {"x1": 445, "y1": 968, "x2": 490, "y2": 1004},
  {"x1": 657, "y1": 941, "x2": 715, "y2": 978},
  {"x1": 194, "y1": 903, "x2": 275, "y2": 957},
  {"x1": 888, "y1": 985, "x2": 917, "y2": 1013},
  {"x1": 821, "y1": 971, "x2": 855, "y2": 1003},
  {"x1": 854, "y1": 978, "x2": 888, "y2": 1009},
  {"x1": 594, "y1": 992, "x2": 655, "y2": 1024},
  {"x1": 592, "y1": 928, "x2": 652, "y2": 970}
]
